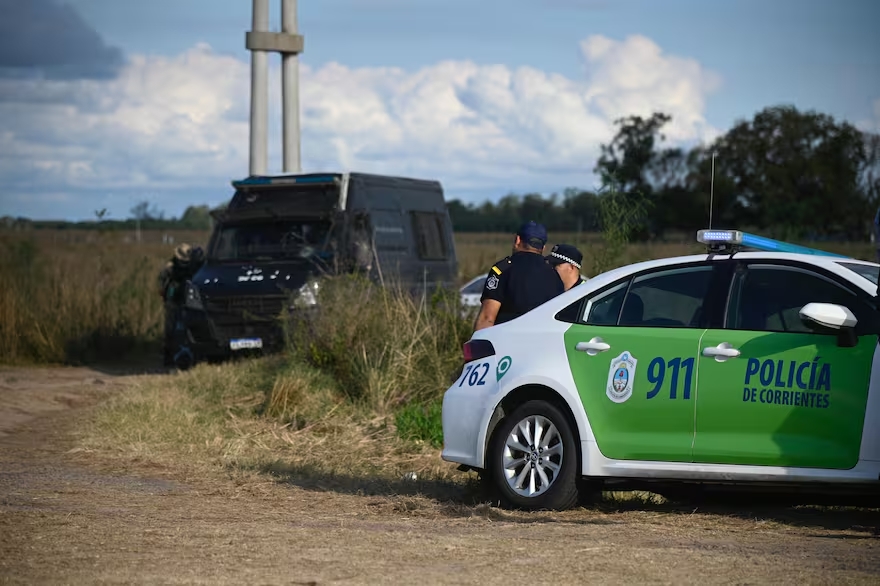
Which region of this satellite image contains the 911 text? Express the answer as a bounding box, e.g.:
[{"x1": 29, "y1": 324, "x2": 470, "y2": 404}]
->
[{"x1": 646, "y1": 356, "x2": 694, "y2": 400}]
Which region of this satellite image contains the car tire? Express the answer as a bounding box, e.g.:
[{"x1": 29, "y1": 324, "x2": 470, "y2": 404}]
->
[{"x1": 487, "y1": 400, "x2": 580, "y2": 511}]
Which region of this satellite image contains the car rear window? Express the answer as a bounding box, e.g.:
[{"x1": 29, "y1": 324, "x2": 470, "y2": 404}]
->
[{"x1": 836, "y1": 261, "x2": 879, "y2": 285}]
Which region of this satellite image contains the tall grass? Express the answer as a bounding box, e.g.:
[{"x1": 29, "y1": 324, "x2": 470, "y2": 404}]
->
[
  {"x1": 1, "y1": 228, "x2": 874, "y2": 366},
  {"x1": 284, "y1": 272, "x2": 472, "y2": 416},
  {"x1": 0, "y1": 230, "x2": 208, "y2": 364}
]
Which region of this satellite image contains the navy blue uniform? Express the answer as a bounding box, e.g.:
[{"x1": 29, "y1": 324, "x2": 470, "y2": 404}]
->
[{"x1": 480, "y1": 251, "x2": 564, "y2": 325}]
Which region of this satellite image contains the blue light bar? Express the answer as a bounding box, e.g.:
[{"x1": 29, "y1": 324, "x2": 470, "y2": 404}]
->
[
  {"x1": 697, "y1": 229, "x2": 743, "y2": 244},
  {"x1": 696, "y1": 229, "x2": 849, "y2": 258}
]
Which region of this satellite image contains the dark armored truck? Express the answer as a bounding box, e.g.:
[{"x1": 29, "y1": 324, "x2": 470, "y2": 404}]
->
[{"x1": 173, "y1": 171, "x2": 458, "y2": 367}]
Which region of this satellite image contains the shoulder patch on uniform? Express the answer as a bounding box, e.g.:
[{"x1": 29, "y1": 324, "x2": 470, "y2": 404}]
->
[{"x1": 490, "y1": 257, "x2": 512, "y2": 275}]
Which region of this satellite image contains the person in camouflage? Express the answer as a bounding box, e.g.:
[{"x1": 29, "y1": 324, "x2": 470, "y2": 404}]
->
[{"x1": 158, "y1": 243, "x2": 205, "y2": 367}]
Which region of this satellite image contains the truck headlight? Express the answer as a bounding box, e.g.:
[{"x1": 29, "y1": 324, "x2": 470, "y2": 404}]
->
[
  {"x1": 294, "y1": 280, "x2": 320, "y2": 307},
  {"x1": 184, "y1": 281, "x2": 204, "y2": 310}
]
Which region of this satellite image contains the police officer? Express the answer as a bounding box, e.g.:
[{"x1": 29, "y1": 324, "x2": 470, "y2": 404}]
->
[
  {"x1": 545, "y1": 243, "x2": 588, "y2": 291},
  {"x1": 473, "y1": 221, "x2": 564, "y2": 331}
]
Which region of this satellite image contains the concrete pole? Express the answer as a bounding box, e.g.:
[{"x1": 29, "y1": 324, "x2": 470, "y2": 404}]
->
[
  {"x1": 249, "y1": 0, "x2": 269, "y2": 176},
  {"x1": 281, "y1": 0, "x2": 301, "y2": 173}
]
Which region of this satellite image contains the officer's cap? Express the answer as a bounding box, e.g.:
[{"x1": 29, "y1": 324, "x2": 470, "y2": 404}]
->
[
  {"x1": 546, "y1": 243, "x2": 583, "y2": 269},
  {"x1": 516, "y1": 221, "x2": 548, "y2": 249}
]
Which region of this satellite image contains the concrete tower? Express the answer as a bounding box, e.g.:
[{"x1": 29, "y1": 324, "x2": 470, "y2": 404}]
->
[{"x1": 246, "y1": 0, "x2": 304, "y2": 176}]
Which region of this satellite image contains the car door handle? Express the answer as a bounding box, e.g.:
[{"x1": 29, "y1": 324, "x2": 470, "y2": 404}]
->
[
  {"x1": 575, "y1": 337, "x2": 610, "y2": 356},
  {"x1": 702, "y1": 342, "x2": 740, "y2": 361}
]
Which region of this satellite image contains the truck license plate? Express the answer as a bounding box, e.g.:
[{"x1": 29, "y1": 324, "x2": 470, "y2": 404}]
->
[{"x1": 230, "y1": 338, "x2": 263, "y2": 350}]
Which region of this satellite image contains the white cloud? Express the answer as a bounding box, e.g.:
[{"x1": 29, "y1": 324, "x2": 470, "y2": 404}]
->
[{"x1": 0, "y1": 35, "x2": 722, "y2": 219}]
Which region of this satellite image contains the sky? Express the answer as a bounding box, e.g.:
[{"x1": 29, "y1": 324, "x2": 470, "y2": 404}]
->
[{"x1": 0, "y1": 0, "x2": 878, "y2": 221}]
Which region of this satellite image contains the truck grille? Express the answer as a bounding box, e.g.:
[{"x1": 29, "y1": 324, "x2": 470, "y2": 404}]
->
[
  {"x1": 204, "y1": 295, "x2": 287, "y2": 320},
  {"x1": 201, "y1": 294, "x2": 289, "y2": 346}
]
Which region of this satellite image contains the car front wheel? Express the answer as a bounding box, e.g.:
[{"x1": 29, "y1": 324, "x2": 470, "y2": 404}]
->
[{"x1": 487, "y1": 400, "x2": 579, "y2": 511}]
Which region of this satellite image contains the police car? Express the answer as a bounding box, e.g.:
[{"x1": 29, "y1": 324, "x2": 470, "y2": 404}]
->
[
  {"x1": 459, "y1": 275, "x2": 488, "y2": 310},
  {"x1": 441, "y1": 229, "x2": 880, "y2": 510}
]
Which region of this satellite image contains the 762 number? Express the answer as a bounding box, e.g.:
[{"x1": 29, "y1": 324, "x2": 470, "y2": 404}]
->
[
  {"x1": 647, "y1": 357, "x2": 694, "y2": 400},
  {"x1": 459, "y1": 363, "x2": 489, "y2": 387}
]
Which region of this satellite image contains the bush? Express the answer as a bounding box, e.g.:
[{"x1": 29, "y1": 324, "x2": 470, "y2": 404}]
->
[{"x1": 282, "y1": 272, "x2": 472, "y2": 431}]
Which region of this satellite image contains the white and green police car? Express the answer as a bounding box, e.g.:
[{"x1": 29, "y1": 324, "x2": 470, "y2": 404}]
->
[{"x1": 441, "y1": 229, "x2": 880, "y2": 510}]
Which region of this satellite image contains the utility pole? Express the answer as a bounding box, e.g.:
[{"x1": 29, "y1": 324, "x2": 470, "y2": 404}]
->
[
  {"x1": 281, "y1": 0, "x2": 302, "y2": 174},
  {"x1": 246, "y1": 0, "x2": 304, "y2": 176}
]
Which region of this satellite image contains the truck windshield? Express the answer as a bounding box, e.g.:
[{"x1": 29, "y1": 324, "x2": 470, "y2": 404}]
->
[{"x1": 210, "y1": 219, "x2": 334, "y2": 262}]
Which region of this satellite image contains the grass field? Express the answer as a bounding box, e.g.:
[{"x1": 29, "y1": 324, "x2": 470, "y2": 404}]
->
[
  {"x1": 1, "y1": 227, "x2": 877, "y2": 456},
  {"x1": 1, "y1": 227, "x2": 874, "y2": 367}
]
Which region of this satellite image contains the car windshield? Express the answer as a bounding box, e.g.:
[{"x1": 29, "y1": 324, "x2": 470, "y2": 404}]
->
[
  {"x1": 210, "y1": 219, "x2": 334, "y2": 262},
  {"x1": 836, "y1": 261, "x2": 879, "y2": 285}
]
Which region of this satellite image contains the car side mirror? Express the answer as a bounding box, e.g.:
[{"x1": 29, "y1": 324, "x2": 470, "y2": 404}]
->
[{"x1": 799, "y1": 302, "x2": 858, "y2": 347}]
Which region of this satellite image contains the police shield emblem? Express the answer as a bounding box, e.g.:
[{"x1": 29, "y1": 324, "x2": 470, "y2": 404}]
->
[{"x1": 606, "y1": 351, "x2": 637, "y2": 403}]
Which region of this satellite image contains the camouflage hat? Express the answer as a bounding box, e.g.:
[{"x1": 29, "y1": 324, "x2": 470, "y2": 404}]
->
[{"x1": 174, "y1": 243, "x2": 193, "y2": 262}]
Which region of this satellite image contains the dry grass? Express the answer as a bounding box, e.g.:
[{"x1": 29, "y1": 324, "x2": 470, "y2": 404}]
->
[
  {"x1": 2, "y1": 228, "x2": 875, "y2": 368},
  {"x1": 78, "y1": 357, "x2": 469, "y2": 493},
  {"x1": 286, "y1": 272, "x2": 471, "y2": 413},
  {"x1": 0, "y1": 229, "x2": 209, "y2": 365}
]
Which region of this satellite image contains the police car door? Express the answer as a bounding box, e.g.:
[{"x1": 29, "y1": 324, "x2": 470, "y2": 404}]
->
[
  {"x1": 563, "y1": 262, "x2": 718, "y2": 463},
  {"x1": 693, "y1": 260, "x2": 877, "y2": 469}
]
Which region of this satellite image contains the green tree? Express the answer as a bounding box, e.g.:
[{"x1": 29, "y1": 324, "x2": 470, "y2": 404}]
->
[
  {"x1": 708, "y1": 105, "x2": 871, "y2": 239},
  {"x1": 179, "y1": 205, "x2": 212, "y2": 230},
  {"x1": 130, "y1": 200, "x2": 164, "y2": 221},
  {"x1": 592, "y1": 171, "x2": 649, "y2": 274},
  {"x1": 595, "y1": 112, "x2": 672, "y2": 197}
]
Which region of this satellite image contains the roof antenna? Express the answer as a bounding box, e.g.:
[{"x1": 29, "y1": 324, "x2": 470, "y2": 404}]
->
[{"x1": 709, "y1": 151, "x2": 717, "y2": 229}]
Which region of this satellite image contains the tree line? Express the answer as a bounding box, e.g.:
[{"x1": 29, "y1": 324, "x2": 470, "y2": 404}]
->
[
  {"x1": 1, "y1": 204, "x2": 217, "y2": 232},
  {"x1": 447, "y1": 105, "x2": 880, "y2": 241}
]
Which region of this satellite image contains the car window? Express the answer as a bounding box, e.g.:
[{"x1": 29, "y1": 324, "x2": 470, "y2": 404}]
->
[
  {"x1": 836, "y1": 261, "x2": 879, "y2": 286},
  {"x1": 618, "y1": 266, "x2": 713, "y2": 328},
  {"x1": 462, "y1": 277, "x2": 486, "y2": 295},
  {"x1": 582, "y1": 281, "x2": 628, "y2": 325},
  {"x1": 728, "y1": 264, "x2": 874, "y2": 334}
]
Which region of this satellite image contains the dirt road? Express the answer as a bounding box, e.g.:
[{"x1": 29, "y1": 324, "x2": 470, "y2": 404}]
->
[{"x1": 1, "y1": 366, "x2": 878, "y2": 585}]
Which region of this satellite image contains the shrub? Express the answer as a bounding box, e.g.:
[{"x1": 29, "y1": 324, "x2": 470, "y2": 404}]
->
[{"x1": 283, "y1": 272, "x2": 472, "y2": 416}]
